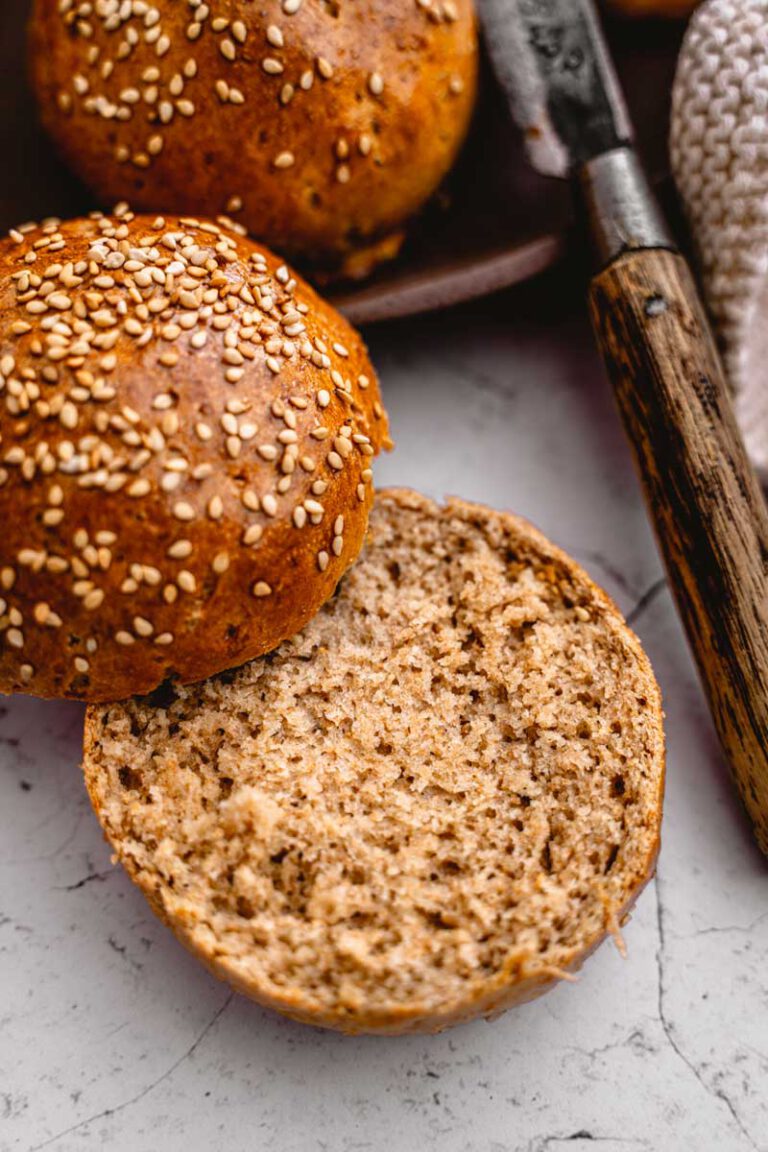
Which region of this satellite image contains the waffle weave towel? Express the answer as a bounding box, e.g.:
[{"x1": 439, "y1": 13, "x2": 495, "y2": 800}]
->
[{"x1": 671, "y1": 0, "x2": 768, "y2": 479}]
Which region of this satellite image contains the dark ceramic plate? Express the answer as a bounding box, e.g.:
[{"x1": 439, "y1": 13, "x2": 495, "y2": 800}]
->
[{"x1": 0, "y1": 4, "x2": 683, "y2": 325}]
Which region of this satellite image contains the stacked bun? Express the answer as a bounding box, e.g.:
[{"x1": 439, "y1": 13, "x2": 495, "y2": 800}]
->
[
  {"x1": 0, "y1": 208, "x2": 388, "y2": 701},
  {"x1": 29, "y1": 0, "x2": 479, "y2": 278}
]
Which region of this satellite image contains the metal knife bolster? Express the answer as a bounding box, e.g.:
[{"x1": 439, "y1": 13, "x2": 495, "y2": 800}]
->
[{"x1": 577, "y1": 149, "x2": 672, "y2": 267}]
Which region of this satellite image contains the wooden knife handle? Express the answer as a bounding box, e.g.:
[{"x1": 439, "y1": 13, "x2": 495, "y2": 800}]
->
[{"x1": 589, "y1": 247, "x2": 768, "y2": 853}]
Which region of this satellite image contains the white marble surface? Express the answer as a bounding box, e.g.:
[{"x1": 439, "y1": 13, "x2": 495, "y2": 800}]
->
[{"x1": 1, "y1": 276, "x2": 766, "y2": 1152}]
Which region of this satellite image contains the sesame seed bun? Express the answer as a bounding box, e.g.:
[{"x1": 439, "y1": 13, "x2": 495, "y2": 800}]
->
[
  {"x1": 83, "y1": 489, "x2": 665, "y2": 1035},
  {"x1": 0, "y1": 207, "x2": 389, "y2": 701},
  {"x1": 28, "y1": 0, "x2": 479, "y2": 279}
]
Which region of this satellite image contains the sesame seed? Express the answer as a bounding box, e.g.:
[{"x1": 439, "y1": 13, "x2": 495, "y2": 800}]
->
[
  {"x1": 212, "y1": 552, "x2": 230, "y2": 574},
  {"x1": 177, "y1": 570, "x2": 196, "y2": 593},
  {"x1": 262, "y1": 493, "x2": 278, "y2": 517},
  {"x1": 274, "y1": 151, "x2": 295, "y2": 169},
  {"x1": 317, "y1": 551, "x2": 329, "y2": 572},
  {"x1": 59, "y1": 401, "x2": 78, "y2": 429},
  {"x1": 173, "y1": 501, "x2": 195, "y2": 521},
  {"x1": 368, "y1": 72, "x2": 384, "y2": 96},
  {"x1": 252, "y1": 580, "x2": 272, "y2": 597},
  {"x1": 127, "y1": 477, "x2": 151, "y2": 498},
  {"x1": 262, "y1": 57, "x2": 284, "y2": 75},
  {"x1": 168, "y1": 539, "x2": 193, "y2": 559},
  {"x1": 115, "y1": 631, "x2": 135, "y2": 646}
]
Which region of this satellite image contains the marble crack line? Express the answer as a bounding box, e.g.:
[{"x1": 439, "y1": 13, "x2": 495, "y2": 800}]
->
[
  {"x1": 6, "y1": 810, "x2": 87, "y2": 866},
  {"x1": 655, "y1": 873, "x2": 760, "y2": 1152},
  {"x1": 625, "y1": 576, "x2": 668, "y2": 629},
  {"x1": 561, "y1": 1028, "x2": 654, "y2": 1070},
  {"x1": 682, "y1": 910, "x2": 768, "y2": 940},
  {"x1": 28, "y1": 990, "x2": 235, "y2": 1151},
  {"x1": 54, "y1": 869, "x2": 113, "y2": 892},
  {"x1": 528, "y1": 1132, "x2": 650, "y2": 1150},
  {"x1": 569, "y1": 547, "x2": 650, "y2": 602}
]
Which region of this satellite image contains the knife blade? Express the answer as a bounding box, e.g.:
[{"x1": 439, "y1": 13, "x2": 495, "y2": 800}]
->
[{"x1": 479, "y1": 0, "x2": 632, "y2": 177}]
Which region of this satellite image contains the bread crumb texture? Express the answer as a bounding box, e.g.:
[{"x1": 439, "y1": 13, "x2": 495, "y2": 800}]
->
[{"x1": 85, "y1": 490, "x2": 665, "y2": 1034}]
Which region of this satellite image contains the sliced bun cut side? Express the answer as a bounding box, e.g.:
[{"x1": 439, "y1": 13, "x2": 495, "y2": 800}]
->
[
  {"x1": 0, "y1": 208, "x2": 388, "y2": 701},
  {"x1": 84, "y1": 490, "x2": 665, "y2": 1034}
]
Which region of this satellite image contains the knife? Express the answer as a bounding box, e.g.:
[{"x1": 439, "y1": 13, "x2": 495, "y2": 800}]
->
[{"x1": 479, "y1": 0, "x2": 768, "y2": 853}]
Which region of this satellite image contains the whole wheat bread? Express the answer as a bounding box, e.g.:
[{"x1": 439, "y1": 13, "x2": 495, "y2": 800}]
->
[{"x1": 84, "y1": 489, "x2": 665, "y2": 1034}]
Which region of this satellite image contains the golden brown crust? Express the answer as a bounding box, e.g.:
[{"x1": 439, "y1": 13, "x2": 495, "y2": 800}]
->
[
  {"x1": 29, "y1": 0, "x2": 478, "y2": 277},
  {"x1": 0, "y1": 209, "x2": 388, "y2": 701},
  {"x1": 83, "y1": 488, "x2": 665, "y2": 1034}
]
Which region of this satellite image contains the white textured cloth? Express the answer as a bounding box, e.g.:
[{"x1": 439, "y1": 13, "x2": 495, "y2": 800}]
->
[{"x1": 671, "y1": 0, "x2": 768, "y2": 479}]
